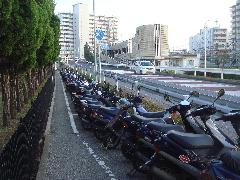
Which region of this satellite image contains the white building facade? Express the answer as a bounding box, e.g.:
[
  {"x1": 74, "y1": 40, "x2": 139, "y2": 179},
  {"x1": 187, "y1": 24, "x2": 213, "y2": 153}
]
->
[
  {"x1": 58, "y1": 3, "x2": 119, "y2": 61},
  {"x1": 189, "y1": 27, "x2": 229, "y2": 61},
  {"x1": 73, "y1": 3, "x2": 89, "y2": 60},
  {"x1": 131, "y1": 24, "x2": 169, "y2": 59},
  {"x1": 58, "y1": 13, "x2": 74, "y2": 61},
  {"x1": 107, "y1": 24, "x2": 169, "y2": 61},
  {"x1": 231, "y1": 0, "x2": 240, "y2": 63},
  {"x1": 89, "y1": 15, "x2": 118, "y2": 50}
]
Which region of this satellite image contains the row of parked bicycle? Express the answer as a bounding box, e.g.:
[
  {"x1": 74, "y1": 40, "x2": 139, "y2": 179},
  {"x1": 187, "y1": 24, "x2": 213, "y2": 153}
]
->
[{"x1": 60, "y1": 68, "x2": 240, "y2": 180}]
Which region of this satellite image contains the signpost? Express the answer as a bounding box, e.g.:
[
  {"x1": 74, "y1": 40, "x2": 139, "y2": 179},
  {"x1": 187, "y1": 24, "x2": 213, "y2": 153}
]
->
[{"x1": 95, "y1": 29, "x2": 105, "y2": 82}]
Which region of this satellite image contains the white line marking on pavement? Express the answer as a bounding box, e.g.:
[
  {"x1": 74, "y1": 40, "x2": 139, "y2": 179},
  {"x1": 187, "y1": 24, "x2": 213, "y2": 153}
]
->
[
  {"x1": 61, "y1": 77, "x2": 79, "y2": 134},
  {"x1": 83, "y1": 141, "x2": 117, "y2": 180},
  {"x1": 45, "y1": 76, "x2": 56, "y2": 135}
]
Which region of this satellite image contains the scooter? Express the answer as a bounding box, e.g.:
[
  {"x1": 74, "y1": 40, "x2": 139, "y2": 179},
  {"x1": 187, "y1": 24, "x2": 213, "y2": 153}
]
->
[
  {"x1": 134, "y1": 89, "x2": 239, "y2": 180},
  {"x1": 121, "y1": 91, "x2": 199, "y2": 162}
]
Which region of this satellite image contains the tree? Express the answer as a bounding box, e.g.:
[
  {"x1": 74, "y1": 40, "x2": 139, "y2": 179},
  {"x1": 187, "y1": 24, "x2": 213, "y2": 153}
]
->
[
  {"x1": 214, "y1": 53, "x2": 230, "y2": 68},
  {"x1": 84, "y1": 42, "x2": 94, "y2": 62},
  {"x1": 213, "y1": 44, "x2": 230, "y2": 68},
  {"x1": 0, "y1": 0, "x2": 58, "y2": 70},
  {"x1": 36, "y1": 15, "x2": 60, "y2": 67},
  {"x1": 0, "y1": 0, "x2": 60, "y2": 127}
]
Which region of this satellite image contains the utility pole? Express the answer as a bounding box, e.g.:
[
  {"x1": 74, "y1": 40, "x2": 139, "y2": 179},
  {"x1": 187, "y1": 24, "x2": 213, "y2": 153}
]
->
[
  {"x1": 204, "y1": 26, "x2": 207, "y2": 77},
  {"x1": 93, "y1": 0, "x2": 97, "y2": 72}
]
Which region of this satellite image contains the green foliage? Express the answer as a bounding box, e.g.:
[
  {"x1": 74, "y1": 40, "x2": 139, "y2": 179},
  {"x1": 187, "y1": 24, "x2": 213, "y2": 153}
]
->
[
  {"x1": 0, "y1": 0, "x2": 60, "y2": 71},
  {"x1": 50, "y1": 15, "x2": 60, "y2": 61},
  {"x1": 84, "y1": 43, "x2": 94, "y2": 62},
  {"x1": 213, "y1": 53, "x2": 230, "y2": 68}
]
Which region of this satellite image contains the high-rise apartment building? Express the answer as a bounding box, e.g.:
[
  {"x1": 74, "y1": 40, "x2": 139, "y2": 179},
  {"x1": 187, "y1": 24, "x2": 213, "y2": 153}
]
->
[
  {"x1": 58, "y1": 13, "x2": 74, "y2": 61},
  {"x1": 73, "y1": 3, "x2": 89, "y2": 59},
  {"x1": 88, "y1": 15, "x2": 118, "y2": 50},
  {"x1": 58, "y1": 3, "x2": 119, "y2": 61},
  {"x1": 189, "y1": 27, "x2": 229, "y2": 61},
  {"x1": 132, "y1": 24, "x2": 169, "y2": 58},
  {"x1": 231, "y1": 0, "x2": 240, "y2": 62}
]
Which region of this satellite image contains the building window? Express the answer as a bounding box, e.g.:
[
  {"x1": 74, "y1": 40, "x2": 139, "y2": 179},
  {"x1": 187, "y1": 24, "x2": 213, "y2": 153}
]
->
[{"x1": 137, "y1": 30, "x2": 139, "y2": 35}]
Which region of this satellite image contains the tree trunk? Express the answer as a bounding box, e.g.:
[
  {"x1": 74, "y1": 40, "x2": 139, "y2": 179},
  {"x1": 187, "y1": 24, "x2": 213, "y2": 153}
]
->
[
  {"x1": 2, "y1": 69, "x2": 11, "y2": 127},
  {"x1": 16, "y1": 73, "x2": 21, "y2": 112},
  {"x1": 9, "y1": 67, "x2": 17, "y2": 119},
  {"x1": 23, "y1": 77, "x2": 28, "y2": 104},
  {"x1": 27, "y1": 69, "x2": 33, "y2": 99}
]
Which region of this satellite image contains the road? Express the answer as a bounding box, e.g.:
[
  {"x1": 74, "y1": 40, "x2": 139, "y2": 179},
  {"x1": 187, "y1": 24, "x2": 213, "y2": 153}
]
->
[
  {"x1": 37, "y1": 70, "x2": 148, "y2": 180},
  {"x1": 72, "y1": 61, "x2": 240, "y2": 98}
]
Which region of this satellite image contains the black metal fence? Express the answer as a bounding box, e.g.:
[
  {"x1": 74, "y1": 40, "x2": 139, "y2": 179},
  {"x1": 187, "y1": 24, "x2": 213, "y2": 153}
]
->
[{"x1": 0, "y1": 73, "x2": 55, "y2": 180}]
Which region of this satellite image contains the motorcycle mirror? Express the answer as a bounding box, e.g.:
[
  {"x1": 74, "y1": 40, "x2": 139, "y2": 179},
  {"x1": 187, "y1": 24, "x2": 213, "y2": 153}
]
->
[
  {"x1": 164, "y1": 93, "x2": 171, "y2": 102},
  {"x1": 190, "y1": 91, "x2": 199, "y2": 97},
  {"x1": 137, "y1": 85, "x2": 141, "y2": 91},
  {"x1": 217, "y1": 89, "x2": 225, "y2": 98}
]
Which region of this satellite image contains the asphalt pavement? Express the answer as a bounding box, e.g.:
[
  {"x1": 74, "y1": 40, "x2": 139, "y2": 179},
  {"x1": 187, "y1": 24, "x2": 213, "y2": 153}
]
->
[{"x1": 37, "y1": 71, "x2": 147, "y2": 180}]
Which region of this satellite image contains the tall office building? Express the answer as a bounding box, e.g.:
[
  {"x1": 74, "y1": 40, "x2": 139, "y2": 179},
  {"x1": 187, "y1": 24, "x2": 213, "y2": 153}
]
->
[
  {"x1": 58, "y1": 13, "x2": 74, "y2": 61},
  {"x1": 88, "y1": 15, "x2": 118, "y2": 50},
  {"x1": 73, "y1": 3, "x2": 89, "y2": 59},
  {"x1": 231, "y1": 0, "x2": 240, "y2": 62}
]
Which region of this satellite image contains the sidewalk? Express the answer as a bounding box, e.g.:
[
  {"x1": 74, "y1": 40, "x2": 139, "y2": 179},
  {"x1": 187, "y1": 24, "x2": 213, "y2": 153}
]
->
[{"x1": 36, "y1": 72, "x2": 115, "y2": 180}]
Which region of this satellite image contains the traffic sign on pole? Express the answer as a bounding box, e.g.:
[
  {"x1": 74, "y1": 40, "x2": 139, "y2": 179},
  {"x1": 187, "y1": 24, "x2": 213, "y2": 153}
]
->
[
  {"x1": 101, "y1": 43, "x2": 109, "y2": 50},
  {"x1": 95, "y1": 29, "x2": 105, "y2": 41}
]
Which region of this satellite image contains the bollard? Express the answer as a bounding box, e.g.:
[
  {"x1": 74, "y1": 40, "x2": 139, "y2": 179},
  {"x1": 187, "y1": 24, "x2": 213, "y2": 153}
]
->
[
  {"x1": 134, "y1": 81, "x2": 138, "y2": 95},
  {"x1": 103, "y1": 72, "x2": 106, "y2": 82},
  {"x1": 221, "y1": 71, "x2": 224, "y2": 80},
  {"x1": 114, "y1": 74, "x2": 118, "y2": 91},
  {"x1": 194, "y1": 71, "x2": 197, "y2": 76},
  {"x1": 99, "y1": 72, "x2": 102, "y2": 83},
  {"x1": 96, "y1": 74, "x2": 99, "y2": 82},
  {"x1": 204, "y1": 71, "x2": 207, "y2": 77}
]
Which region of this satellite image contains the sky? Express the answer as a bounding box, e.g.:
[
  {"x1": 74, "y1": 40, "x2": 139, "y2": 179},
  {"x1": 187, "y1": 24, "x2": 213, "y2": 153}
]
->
[{"x1": 55, "y1": 0, "x2": 236, "y2": 50}]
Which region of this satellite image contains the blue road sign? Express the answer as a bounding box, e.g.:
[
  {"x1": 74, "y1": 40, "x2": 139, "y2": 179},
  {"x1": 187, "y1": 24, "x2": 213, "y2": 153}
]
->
[
  {"x1": 95, "y1": 29, "x2": 104, "y2": 41},
  {"x1": 101, "y1": 43, "x2": 109, "y2": 50}
]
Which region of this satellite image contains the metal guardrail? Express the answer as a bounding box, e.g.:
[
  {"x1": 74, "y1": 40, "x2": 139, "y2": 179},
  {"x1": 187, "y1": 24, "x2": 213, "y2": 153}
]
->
[
  {"x1": 156, "y1": 67, "x2": 240, "y2": 75},
  {"x1": 103, "y1": 71, "x2": 240, "y2": 113},
  {"x1": 68, "y1": 63, "x2": 239, "y2": 114}
]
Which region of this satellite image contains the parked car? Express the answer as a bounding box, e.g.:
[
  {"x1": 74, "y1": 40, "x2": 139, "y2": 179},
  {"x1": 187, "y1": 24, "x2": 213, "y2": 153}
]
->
[{"x1": 133, "y1": 60, "x2": 155, "y2": 74}]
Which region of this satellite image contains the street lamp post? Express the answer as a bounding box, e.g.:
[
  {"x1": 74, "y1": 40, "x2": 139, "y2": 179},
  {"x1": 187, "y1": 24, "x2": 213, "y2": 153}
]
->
[
  {"x1": 204, "y1": 25, "x2": 207, "y2": 77},
  {"x1": 93, "y1": 0, "x2": 97, "y2": 72}
]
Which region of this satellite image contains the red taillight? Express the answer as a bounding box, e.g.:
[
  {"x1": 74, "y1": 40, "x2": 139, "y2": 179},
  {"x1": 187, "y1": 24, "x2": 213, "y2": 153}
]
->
[
  {"x1": 92, "y1": 111, "x2": 97, "y2": 118},
  {"x1": 154, "y1": 144, "x2": 161, "y2": 154},
  {"x1": 122, "y1": 122, "x2": 128, "y2": 129},
  {"x1": 200, "y1": 170, "x2": 212, "y2": 180},
  {"x1": 135, "y1": 131, "x2": 143, "y2": 140},
  {"x1": 179, "y1": 155, "x2": 190, "y2": 163}
]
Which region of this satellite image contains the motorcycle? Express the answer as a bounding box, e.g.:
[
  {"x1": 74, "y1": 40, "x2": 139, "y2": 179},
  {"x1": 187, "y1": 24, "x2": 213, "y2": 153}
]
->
[
  {"x1": 133, "y1": 89, "x2": 240, "y2": 180},
  {"x1": 120, "y1": 91, "x2": 199, "y2": 162}
]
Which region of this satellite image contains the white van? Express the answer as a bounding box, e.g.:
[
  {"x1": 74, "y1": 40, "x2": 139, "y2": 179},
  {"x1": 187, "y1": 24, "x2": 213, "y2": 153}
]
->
[{"x1": 133, "y1": 60, "x2": 155, "y2": 74}]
